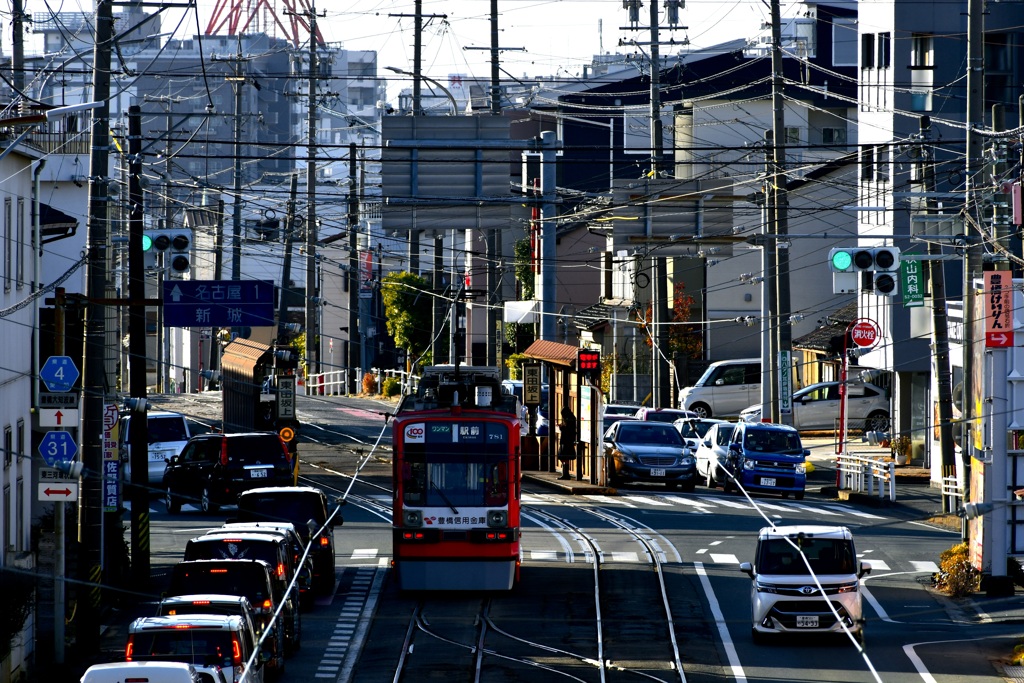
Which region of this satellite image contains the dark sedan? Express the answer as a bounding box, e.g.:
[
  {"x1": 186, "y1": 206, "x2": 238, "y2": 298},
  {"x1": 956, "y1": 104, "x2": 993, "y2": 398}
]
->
[{"x1": 603, "y1": 420, "x2": 697, "y2": 491}]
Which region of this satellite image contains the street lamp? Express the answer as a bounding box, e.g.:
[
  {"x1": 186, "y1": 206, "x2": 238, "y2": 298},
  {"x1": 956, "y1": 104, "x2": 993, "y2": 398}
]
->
[{"x1": 384, "y1": 66, "x2": 459, "y2": 115}]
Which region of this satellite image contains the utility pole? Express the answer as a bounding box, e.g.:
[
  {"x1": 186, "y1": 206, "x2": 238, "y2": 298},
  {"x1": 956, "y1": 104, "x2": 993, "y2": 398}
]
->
[
  {"x1": 347, "y1": 143, "x2": 360, "y2": 384},
  {"x1": 919, "y1": 116, "x2": 957, "y2": 512},
  {"x1": 769, "y1": 0, "x2": 792, "y2": 425},
  {"x1": 206, "y1": 193, "x2": 224, "y2": 389},
  {"x1": 80, "y1": 0, "x2": 115, "y2": 654},
  {"x1": 277, "y1": 174, "x2": 299, "y2": 341},
  {"x1": 212, "y1": 44, "x2": 250, "y2": 281},
  {"x1": 537, "y1": 131, "x2": 559, "y2": 342},
  {"x1": 304, "y1": 5, "x2": 323, "y2": 383}
]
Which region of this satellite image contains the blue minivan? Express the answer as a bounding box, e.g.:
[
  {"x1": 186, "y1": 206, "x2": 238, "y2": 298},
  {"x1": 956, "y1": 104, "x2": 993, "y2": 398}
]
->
[{"x1": 722, "y1": 422, "x2": 808, "y2": 499}]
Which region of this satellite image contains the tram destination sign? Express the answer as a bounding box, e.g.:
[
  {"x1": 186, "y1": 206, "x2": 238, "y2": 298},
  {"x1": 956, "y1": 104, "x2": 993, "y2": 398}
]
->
[{"x1": 163, "y1": 279, "x2": 275, "y2": 328}]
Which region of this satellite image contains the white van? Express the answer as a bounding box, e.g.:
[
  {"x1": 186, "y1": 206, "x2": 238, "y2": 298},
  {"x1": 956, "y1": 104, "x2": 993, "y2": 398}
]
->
[
  {"x1": 678, "y1": 358, "x2": 761, "y2": 419},
  {"x1": 80, "y1": 661, "x2": 224, "y2": 683},
  {"x1": 119, "y1": 411, "x2": 192, "y2": 484},
  {"x1": 740, "y1": 525, "x2": 871, "y2": 642}
]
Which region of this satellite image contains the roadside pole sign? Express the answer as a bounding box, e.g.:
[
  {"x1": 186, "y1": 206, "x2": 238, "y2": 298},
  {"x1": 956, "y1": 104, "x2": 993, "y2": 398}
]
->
[
  {"x1": 103, "y1": 402, "x2": 121, "y2": 512},
  {"x1": 850, "y1": 319, "x2": 881, "y2": 349},
  {"x1": 38, "y1": 481, "x2": 78, "y2": 502},
  {"x1": 984, "y1": 271, "x2": 1013, "y2": 347},
  {"x1": 38, "y1": 392, "x2": 78, "y2": 408},
  {"x1": 779, "y1": 350, "x2": 792, "y2": 415},
  {"x1": 38, "y1": 431, "x2": 78, "y2": 467},
  {"x1": 277, "y1": 376, "x2": 296, "y2": 420},
  {"x1": 524, "y1": 365, "x2": 541, "y2": 406},
  {"x1": 39, "y1": 408, "x2": 79, "y2": 428},
  {"x1": 900, "y1": 259, "x2": 924, "y2": 307},
  {"x1": 39, "y1": 355, "x2": 80, "y2": 393}
]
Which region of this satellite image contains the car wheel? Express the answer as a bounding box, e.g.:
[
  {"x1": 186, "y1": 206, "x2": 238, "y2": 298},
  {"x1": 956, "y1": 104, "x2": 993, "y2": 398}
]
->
[
  {"x1": 781, "y1": 492, "x2": 789, "y2": 499},
  {"x1": 795, "y1": 491, "x2": 805, "y2": 501},
  {"x1": 165, "y1": 487, "x2": 180, "y2": 514},
  {"x1": 291, "y1": 608, "x2": 301, "y2": 652},
  {"x1": 854, "y1": 627, "x2": 865, "y2": 646},
  {"x1": 201, "y1": 487, "x2": 218, "y2": 513},
  {"x1": 665, "y1": 482, "x2": 679, "y2": 490},
  {"x1": 706, "y1": 469, "x2": 716, "y2": 488},
  {"x1": 865, "y1": 411, "x2": 890, "y2": 433},
  {"x1": 681, "y1": 480, "x2": 696, "y2": 493},
  {"x1": 751, "y1": 628, "x2": 766, "y2": 644},
  {"x1": 691, "y1": 403, "x2": 712, "y2": 419},
  {"x1": 607, "y1": 462, "x2": 622, "y2": 487}
]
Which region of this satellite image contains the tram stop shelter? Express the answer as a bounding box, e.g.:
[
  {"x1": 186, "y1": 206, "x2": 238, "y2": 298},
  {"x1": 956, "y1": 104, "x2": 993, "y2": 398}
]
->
[{"x1": 520, "y1": 340, "x2": 604, "y2": 485}]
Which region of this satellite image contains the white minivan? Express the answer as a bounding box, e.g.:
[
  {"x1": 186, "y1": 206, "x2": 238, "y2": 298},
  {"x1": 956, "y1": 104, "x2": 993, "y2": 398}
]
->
[
  {"x1": 678, "y1": 358, "x2": 761, "y2": 419},
  {"x1": 119, "y1": 411, "x2": 192, "y2": 485},
  {"x1": 740, "y1": 525, "x2": 871, "y2": 642},
  {"x1": 80, "y1": 661, "x2": 225, "y2": 683}
]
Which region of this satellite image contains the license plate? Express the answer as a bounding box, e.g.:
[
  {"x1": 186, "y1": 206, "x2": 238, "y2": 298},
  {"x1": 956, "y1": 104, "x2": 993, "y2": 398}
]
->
[
  {"x1": 650, "y1": 468, "x2": 666, "y2": 477},
  {"x1": 760, "y1": 477, "x2": 777, "y2": 487},
  {"x1": 250, "y1": 468, "x2": 269, "y2": 478},
  {"x1": 150, "y1": 453, "x2": 166, "y2": 461},
  {"x1": 796, "y1": 615, "x2": 819, "y2": 628}
]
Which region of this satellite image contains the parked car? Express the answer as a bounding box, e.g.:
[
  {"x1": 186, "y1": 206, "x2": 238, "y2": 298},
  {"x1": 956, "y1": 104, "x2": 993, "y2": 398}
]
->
[
  {"x1": 740, "y1": 525, "x2": 871, "y2": 642},
  {"x1": 672, "y1": 417, "x2": 729, "y2": 448},
  {"x1": 604, "y1": 403, "x2": 641, "y2": 416},
  {"x1": 679, "y1": 420, "x2": 735, "y2": 488},
  {"x1": 635, "y1": 407, "x2": 698, "y2": 423},
  {"x1": 183, "y1": 531, "x2": 306, "y2": 627},
  {"x1": 739, "y1": 381, "x2": 890, "y2": 432},
  {"x1": 208, "y1": 522, "x2": 315, "y2": 609},
  {"x1": 678, "y1": 358, "x2": 761, "y2": 418},
  {"x1": 234, "y1": 486, "x2": 340, "y2": 595},
  {"x1": 163, "y1": 432, "x2": 294, "y2": 514},
  {"x1": 125, "y1": 614, "x2": 264, "y2": 683},
  {"x1": 81, "y1": 661, "x2": 225, "y2": 683},
  {"x1": 166, "y1": 559, "x2": 290, "y2": 667},
  {"x1": 154, "y1": 594, "x2": 267, "y2": 675},
  {"x1": 603, "y1": 420, "x2": 697, "y2": 491},
  {"x1": 120, "y1": 411, "x2": 192, "y2": 485},
  {"x1": 602, "y1": 413, "x2": 637, "y2": 435},
  {"x1": 723, "y1": 422, "x2": 808, "y2": 499}
]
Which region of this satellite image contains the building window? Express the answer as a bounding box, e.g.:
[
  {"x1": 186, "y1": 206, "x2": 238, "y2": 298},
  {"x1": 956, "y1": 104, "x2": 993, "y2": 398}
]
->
[
  {"x1": 878, "y1": 33, "x2": 891, "y2": 69},
  {"x1": 785, "y1": 127, "x2": 801, "y2": 145},
  {"x1": 16, "y1": 198, "x2": 24, "y2": 289},
  {"x1": 822, "y1": 127, "x2": 847, "y2": 145},
  {"x1": 910, "y1": 34, "x2": 934, "y2": 112},
  {"x1": 3, "y1": 485, "x2": 9, "y2": 550},
  {"x1": 861, "y1": 146, "x2": 875, "y2": 182},
  {"x1": 876, "y1": 145, "x2": 890, "y2": 183},
  {"x1": 3, "y1": 425, "x2": 10, "y2": 468},
  {"x1": 911, "y1": 34, "x2": 934, "y2": 68},
  {"x1": 3, "y1": 198, "x2": 9, "y2": 292},
  {"x1": 861, "y1": 34, "x2": 876, "y2": 69},
  {"x1": 833, "y1": 18, "x2": 857, "y2": 66}
]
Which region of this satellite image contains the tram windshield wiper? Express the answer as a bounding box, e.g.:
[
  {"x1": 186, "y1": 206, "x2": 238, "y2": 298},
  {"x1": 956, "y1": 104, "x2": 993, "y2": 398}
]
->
[{"x1": 431, "y1": 480, "x2": 459, "y2": 515}]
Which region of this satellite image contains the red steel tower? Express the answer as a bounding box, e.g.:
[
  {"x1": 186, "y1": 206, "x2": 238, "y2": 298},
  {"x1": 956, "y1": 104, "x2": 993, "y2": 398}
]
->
[{"x1": 206, "y1": 0, "x2": 324, "y2": 47}]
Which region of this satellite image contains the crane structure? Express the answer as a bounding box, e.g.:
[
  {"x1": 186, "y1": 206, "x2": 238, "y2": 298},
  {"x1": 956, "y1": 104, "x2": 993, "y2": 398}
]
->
[{"x1": 206, "y1": 0, "x2": 324, "y2": 48}]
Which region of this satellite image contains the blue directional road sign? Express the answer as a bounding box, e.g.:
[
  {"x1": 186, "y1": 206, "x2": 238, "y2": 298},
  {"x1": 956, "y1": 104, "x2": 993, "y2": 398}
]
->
[
  {"x1": 39, "y1": 355, "x2": 80, "y2": 393},
  {"x1": 39, "y1": 431, "x2": 78, "y2": 467},
  {"x1": 163, "y1": 280, "x2": 275, "y2": 328}
]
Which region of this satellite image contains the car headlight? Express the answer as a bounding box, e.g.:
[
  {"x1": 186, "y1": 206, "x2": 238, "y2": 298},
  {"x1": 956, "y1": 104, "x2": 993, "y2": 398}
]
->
[
  {"x1": 616, "y1": 449, "x2": 637, "y2": 464},
  {"x1": 836, "y1": 581, "x2": 860, "y2": 594},
  {"x1": 680, "y1": 456, "x2": 695, "y2": 467},
  {"x1": 743, "y1": 459, "x2": 756, "y2": 470},
  {"x1": 754, "y1": 580, "x2": 779, "y2": 593}
]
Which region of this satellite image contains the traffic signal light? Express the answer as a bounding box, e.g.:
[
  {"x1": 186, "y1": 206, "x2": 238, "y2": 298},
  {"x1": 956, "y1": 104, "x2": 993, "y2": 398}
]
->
[
  {"x1": 143, "y1": 228, "x2": 192, "y2": 273},
  {"x1": 828, "y1": 247, "x2": 900, "y2": 295},
  {"x1": 577, "y1": 349, "x2": 601, "y2": 382}
]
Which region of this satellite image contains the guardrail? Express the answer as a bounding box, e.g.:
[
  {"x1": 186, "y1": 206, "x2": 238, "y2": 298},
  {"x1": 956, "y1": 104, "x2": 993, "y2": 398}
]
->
[
  {"x1": 941, "y1": 475, "x2": 964, "y2": 512},
  {"x1": 837, "y1": 453, "x2": 896, "y2": 502},
  {"x1": 304, "y1": 370, "x2": 351, "y2": 396}
]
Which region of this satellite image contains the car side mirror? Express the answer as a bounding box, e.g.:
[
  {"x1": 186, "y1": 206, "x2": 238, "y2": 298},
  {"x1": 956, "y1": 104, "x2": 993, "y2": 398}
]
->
[
  {"x1": 858, "y1": 561, "x2": 872, "y2": 578},
  {"x1": 307, "y1": 519, "x2": 318, "y2": 538},
  {"x1": 715, "y1": 378, "x2": 725, "y2": 386},
  {"x1": 803, "y1": 449, "x2": 811, "y2": 457},
  {"x1": 729, "y1": 443, "x2": 741, "y2": 453},
  {"x1": 739, "y1": 561, "x2": 754, "y2": 578}
]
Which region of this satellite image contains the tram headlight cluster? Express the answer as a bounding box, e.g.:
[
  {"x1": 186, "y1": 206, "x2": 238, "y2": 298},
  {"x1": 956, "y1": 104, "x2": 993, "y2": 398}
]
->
[
  {"x1": 487, "y1": 510, "x2": 507, "y2": 528},
  {"x1": 404, "y1": 510, "x2": 423, "y2": 527}
]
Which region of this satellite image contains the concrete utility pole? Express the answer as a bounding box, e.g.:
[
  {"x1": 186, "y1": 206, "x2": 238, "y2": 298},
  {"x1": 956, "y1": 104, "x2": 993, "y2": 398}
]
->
[
  {"x1": 276, "y1": 174, "x2": 299, "y2": 340},
  {"x1": 304, "y1": 5, "x2": 323, "y2": 382},
  {"x1": 538, "y1": 131, "x2": 559, "y2": 342},
  {"x1": 768, "y1": 0, "x2": 792, "y2": 425},
  {"x1": 918, "y1": 116, "x2": 957, "y2": 512},
  {"x1": 216, "y1": 44, "x2": 250, "y2": 282},
  {"x1": 347, "y1": 143, "x2": 360, "y2": 383},
  {"x1": 80, "y1": 0, "x2": 115, "y2": 654}
]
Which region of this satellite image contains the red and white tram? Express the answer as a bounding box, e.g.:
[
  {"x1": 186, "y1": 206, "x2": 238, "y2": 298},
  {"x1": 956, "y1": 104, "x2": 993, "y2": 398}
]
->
[{"x1": 391, "y1": 365, "x2": 522, "y2": 591}]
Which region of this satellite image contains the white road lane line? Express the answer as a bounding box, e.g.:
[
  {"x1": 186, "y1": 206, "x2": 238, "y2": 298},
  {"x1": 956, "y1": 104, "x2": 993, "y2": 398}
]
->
[{"x1": 695, "y1": 562, "x2": 747, "y2": 683}]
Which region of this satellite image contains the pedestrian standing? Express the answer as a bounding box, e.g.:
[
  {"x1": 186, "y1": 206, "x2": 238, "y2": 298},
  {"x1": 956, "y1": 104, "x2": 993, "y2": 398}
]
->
[{"x1": 557, "y1": 406, "x2": 577, "y2": 480}]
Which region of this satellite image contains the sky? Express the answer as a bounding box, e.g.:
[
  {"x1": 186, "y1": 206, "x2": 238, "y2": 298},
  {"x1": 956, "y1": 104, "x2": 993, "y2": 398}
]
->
[{"x1": 20, "y1": 0, "x2": 789, "y2": 103}]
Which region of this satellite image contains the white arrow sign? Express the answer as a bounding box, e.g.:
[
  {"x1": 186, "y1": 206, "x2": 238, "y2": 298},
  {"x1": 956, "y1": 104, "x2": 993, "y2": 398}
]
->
[
  {"x1": 39, "y1": 408, "x2": 79, "y2": 428},
  {"x1": 170, "y1": 284, "x2": 183, "y2": 302},
  {"x1": 38, "y1": 482, "x2": 79, "y2": 502}
]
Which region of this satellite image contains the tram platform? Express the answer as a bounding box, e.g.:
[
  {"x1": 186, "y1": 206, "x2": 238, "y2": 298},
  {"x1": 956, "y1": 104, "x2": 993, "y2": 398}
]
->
[{"x1": 522, "y1": 469, "x2": 617, "y2": 495}]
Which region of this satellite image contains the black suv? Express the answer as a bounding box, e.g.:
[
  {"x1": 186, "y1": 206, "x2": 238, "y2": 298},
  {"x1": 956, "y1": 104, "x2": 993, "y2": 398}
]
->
[
  {"x1": 163, "y1": 433, "x2": 293, "y2": 513},
  {"x1": 235, "y1": 487, "x2": 340, "y2": 595},
  {"x1": 166, "y1": 558, "x2": 299, "y2": 667}
]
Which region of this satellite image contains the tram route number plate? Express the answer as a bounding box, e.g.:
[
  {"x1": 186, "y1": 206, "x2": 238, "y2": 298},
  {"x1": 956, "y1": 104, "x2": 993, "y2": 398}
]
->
[
  {"x1": 796, "y1": 615, "x2": 818, "y2": 628},
  {"x1": 760, "y1": 477, "x2": 776, "y2": 487},
  {"x1": 650, "y1": 468, "x2": 666, "y2": 477}
]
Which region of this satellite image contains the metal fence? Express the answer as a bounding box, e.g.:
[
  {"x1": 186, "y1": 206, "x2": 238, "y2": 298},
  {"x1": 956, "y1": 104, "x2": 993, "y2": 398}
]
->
[{"x1": 836, "y1": 453, "x2": 896, "y2": 502}]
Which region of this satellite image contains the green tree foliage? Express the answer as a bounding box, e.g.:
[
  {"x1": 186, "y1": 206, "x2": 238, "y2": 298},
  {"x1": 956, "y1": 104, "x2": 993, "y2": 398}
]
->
[
  {"x1": 506, "y1": 238, "x2": 537, "y2": 351},
  {"x1": 381, "y1": 272, "x2": 432, "y2": 367},
  {"x1": 639, "y1": 283, "x2": 703, "y2": 360}
]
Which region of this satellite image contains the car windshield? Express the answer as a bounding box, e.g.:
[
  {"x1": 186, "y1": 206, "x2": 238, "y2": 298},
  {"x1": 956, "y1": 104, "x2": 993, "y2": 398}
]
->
[
  {"x1": 226, "y1": 436, "x2": 285, "y2": 464},
  {"x1": 615, "y1": 423, "x2": 684, "y2": 446},
  {"x1": 605, "y1": 405, "x2": 638, "y2": 416},
  {"x1": 185, "y1": 539, "x2": 279, "y2": 569},
  {"x1": 130, "y1": 629, "x2": 234, "y2": 668},
  {"x1": 237, "y1": 493, "x2": 327, "y2": 533},
  {"x1": 677, "y1": 421, "x2": 716, "y2": 439},
  {"x1": 645, "y1": 411, "x2": 689, "y2": 423},
  {"x1": 757, "y1": 537, "x2": 855, "y2": 575},
  {"x1": 743, "y1": 429, "x2": 803, "y2": 454},
  {"x1": 148, "y1": 417, "x2": 188, "y2": 442}
]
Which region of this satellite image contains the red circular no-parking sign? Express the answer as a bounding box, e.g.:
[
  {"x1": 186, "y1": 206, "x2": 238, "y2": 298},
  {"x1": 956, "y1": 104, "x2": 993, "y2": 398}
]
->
[{"x1": 850, "y1": 319, "x2": 881, "y2": 349}]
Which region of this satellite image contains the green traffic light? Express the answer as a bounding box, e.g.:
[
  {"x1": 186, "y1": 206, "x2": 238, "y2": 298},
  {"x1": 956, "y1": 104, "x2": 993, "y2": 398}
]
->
[
  {"x1": 831, "y1": 250, "x2": 852, "y2": 271},
  {"x1": 141, "y1": 234, "x2": 153, "y2": 251}
]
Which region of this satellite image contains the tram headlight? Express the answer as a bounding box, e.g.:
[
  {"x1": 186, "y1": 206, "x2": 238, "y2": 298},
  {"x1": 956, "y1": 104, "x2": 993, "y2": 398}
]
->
[
  {"x1": 404, "y1": 510, "x2": 423, "y2": 527},
  {"x1": 487, "y1": 510, "x2": 507, "y2": 528}
]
